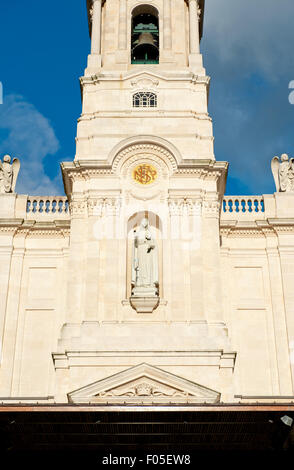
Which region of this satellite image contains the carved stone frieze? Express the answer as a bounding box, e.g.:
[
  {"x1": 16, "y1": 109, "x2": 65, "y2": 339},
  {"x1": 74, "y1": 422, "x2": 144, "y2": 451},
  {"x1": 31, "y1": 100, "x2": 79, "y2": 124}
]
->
[
  {"x1": 87, "y1": 198, "x2": 104, "y2": 217},
  {"x1": 202, "y1": 199, "x2": 221, "y2": 217},
  {"x1": 168, "y1": 198, "x2": 202, "y2": 216},
  {"x1": 131, "y1": 76, "x2": 159, "y2": 89},
  {"x1": 70, "y1": 199, "x2": 87, "y2": 217},
  {"x1": 98, "y1": 380, "x2": 190, "y2": 398}
]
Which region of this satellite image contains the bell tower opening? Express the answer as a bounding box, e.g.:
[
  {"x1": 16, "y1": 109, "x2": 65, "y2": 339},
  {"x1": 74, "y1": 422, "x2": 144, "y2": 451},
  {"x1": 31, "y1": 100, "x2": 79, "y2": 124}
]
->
[{"x1": 131, "y1": 5, "x2": 159, "y2": 64}]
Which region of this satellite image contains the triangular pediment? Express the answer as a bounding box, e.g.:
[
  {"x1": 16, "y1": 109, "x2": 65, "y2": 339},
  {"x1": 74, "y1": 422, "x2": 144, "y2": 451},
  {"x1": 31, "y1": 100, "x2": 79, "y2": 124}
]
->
[
  {"x1": 68, "y1": 363, "x2": 220, "y2": 404},
  {"x1": 123, "y1": 70, "x2": 167, "y2": 84}
]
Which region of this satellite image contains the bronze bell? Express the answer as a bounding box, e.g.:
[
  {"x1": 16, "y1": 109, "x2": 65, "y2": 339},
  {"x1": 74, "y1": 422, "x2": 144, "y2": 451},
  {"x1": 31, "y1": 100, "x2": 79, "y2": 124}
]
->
[{"x1": 136, "y1": 32, "x2": 157, "y2": 48}]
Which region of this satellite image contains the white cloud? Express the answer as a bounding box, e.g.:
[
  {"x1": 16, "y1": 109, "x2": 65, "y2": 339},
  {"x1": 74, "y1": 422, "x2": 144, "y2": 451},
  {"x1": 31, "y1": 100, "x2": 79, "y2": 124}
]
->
[{"x1": 0, "y1": 94, "x2": 61, "y2": 195}]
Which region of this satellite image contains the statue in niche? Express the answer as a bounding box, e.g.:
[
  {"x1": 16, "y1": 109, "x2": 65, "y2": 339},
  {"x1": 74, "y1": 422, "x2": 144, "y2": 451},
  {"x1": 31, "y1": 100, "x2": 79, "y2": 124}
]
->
[
  {"x1": 131, "y1": 218, "x2": 159, "y2": 295},
  {"x1": 271, "y1": 154, "x2": 294, "y2": 192},
  {"x1": 0, "y1": 155, "x2": 20, "y2": 194}
]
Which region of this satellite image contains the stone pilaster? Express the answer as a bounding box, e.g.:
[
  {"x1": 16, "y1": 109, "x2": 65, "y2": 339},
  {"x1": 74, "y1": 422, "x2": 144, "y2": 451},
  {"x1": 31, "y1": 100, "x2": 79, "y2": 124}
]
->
[
  {"x1": 118, "y1": 0, "x2": 127, "y2": 50},
  {"x1": 188, "y1": 0, "x2": 203, "y2": 70},
  {"x1": 279, "y1": 246, "x2": 294, "y2": 391},
  {"x1": 84, "y1": 198, "x2": 104, "y2": 321},
  {"x1": 163, "y1": 0, "x2": 172, "y2": 50},
  {"x1": 87, "y1": 0, "x2": 102, "y2": 70},
  {"x1": 0, "y1": 234, "x2": 26, "y2": 395},
  {"x1": 202, "y1": 195, "x2": 224, "y2": 325},
  {"x1": 266, "y1": 244, "x2": 293, "y2": 394},
  {"x1": 65, "y1": 198, "x2": 87, "y2": 324}
]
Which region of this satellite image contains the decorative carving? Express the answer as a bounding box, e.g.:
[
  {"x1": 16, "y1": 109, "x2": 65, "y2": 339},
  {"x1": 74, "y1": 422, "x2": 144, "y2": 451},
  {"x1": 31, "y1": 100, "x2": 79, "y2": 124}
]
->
[
  {"x1": 131, "y1": 77, "x2": 159, "y2": 88},
  {"x1": 113, "y1": 144, "x2": 177, "y2": 174},
  {"x1": 99, "y1": 380, "x2": 189, "y2": 398},
  {"x1": 202, "y1": 199, "x2": 221, "y2": 217},
  {"x1": 168, "y1": 198, "x2": 202, "y2": 216},
  {"x1": 197, "y1": 5, "x2": 202, "y2": 20},
  {"x1": 87, "y1": 198, "x2": 104, "y2": 216},
  {"x1": 0, "y1": 155, "x2": 20, "y2": 194},
  {"x1": 89, "y1": 5, "x2": 94, "y2": 21},
  {"x1": 271, "y1": 154, "x2": 294, "y2": 192},
  {"x1": 70, "y1": 199, "x2": 87, "y2": 217}
]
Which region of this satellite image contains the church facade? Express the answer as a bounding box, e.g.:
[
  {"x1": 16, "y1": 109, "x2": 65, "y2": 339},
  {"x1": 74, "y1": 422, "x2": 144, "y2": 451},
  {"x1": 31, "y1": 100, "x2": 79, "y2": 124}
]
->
[{"x1": 1, "y1": 0, "x2": 294, "y2": 421}]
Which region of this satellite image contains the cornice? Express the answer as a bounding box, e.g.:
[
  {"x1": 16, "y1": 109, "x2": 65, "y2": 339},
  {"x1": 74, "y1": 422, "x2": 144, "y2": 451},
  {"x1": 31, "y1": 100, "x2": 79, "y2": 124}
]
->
[
  {"x1": 220, "y1": 219, "x2": 294, "y2": 238},
  {"x1": 0, "y1": 219, "x2": 70, "y2": 237},
  {"x1": 80, "y1": 71, "x2": 211, "y2": 86},
  {"x1": 77, "y1": 111, "x2": 213, "y2": 122}
]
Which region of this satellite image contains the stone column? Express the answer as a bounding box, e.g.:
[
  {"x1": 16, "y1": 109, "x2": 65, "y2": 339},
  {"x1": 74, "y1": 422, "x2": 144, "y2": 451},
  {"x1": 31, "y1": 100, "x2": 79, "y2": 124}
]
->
[
  {"x1": 163, "y1": 0, "x2": 172, "y2": 50},
  {"x1": 188, "y1": 0, "x2": 200, "y2": 54},
  {"x1": 118, "y1": 0, "x2": 127, "y2": 50},
  {"x1": 91, "y1": 0, "x2": 102, "y2": 55}
]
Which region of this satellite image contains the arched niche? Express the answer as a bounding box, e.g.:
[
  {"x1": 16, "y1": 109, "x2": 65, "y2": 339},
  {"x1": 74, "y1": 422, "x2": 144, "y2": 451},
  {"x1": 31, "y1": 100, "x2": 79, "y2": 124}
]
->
[
  {"x1": 108, "y1": 136, "x2": 181, "y2": 173},
  {"x1": 126, "y1": 211, "x2": 163, "y2": 300},
  {"x1": 131, "y1": 4, "x2": 159, "y2": 64}
]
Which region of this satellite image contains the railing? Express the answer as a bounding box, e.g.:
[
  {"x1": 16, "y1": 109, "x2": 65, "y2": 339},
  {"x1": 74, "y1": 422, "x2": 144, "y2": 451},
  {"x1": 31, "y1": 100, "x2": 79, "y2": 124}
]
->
[
  {"x1": 26, "y1": 197, "x2": 69, "y2": 218},
  {"x1": 222, "y1": 196, "x2": 265, "y2": 219}
]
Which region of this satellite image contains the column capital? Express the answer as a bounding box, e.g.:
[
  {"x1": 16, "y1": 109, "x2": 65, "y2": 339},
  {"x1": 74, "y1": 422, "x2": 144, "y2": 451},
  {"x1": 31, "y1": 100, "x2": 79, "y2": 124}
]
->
[
  {"x1": 90, "y1": 0, "x2": 102, "y2": 22},
  {"x1": 188, "y1": 0, "x2": 201, "y2": 18}
]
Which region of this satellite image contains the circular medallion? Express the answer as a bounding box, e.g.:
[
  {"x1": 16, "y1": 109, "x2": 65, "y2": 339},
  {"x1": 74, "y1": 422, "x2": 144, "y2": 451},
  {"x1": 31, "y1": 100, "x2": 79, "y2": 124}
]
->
[{"x1": 132, "y1": 164, "x2": 158, "y2": 185}]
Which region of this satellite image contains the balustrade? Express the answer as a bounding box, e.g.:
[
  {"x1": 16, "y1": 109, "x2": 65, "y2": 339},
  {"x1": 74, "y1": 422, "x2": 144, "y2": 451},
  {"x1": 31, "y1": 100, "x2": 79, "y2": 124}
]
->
[
  {"x1": 222, "y1": 196, "x2": 265, "y2": 219},
  {"x1": 26, "y1": 196, "x2": 69, "y2": 218}
]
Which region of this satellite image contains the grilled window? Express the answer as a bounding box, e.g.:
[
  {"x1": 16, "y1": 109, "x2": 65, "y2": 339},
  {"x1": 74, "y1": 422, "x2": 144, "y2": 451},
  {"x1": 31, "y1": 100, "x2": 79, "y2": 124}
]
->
[{"x1": 133, "y1": 92, "x2": 157, "y2": 108}]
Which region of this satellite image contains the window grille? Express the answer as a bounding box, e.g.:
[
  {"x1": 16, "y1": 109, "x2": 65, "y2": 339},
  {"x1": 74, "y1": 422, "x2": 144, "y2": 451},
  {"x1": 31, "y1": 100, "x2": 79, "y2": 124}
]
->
[{"x1": 133, "y1": 92, "x2": 157, "y2": 108}]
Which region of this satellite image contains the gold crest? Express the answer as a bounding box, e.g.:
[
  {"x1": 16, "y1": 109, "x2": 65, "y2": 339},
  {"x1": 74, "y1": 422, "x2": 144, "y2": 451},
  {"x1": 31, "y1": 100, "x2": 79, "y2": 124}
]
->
[{"x1": 132, "y1": 164, "x2": 157, "y2": 185}]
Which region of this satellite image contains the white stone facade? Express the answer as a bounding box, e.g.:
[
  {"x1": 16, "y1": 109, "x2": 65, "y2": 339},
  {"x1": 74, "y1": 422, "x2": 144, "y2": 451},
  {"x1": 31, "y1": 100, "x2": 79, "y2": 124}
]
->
[{"x1": 0, "y1": 0, "x2": 293, "y2": 405}]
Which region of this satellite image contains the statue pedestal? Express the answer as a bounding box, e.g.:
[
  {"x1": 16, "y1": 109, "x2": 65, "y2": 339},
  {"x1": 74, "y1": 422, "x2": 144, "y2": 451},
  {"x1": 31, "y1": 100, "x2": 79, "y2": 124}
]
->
[
  {"x1": 130, "y1": 287, "x2": 159, "y2": 314},
  {"x1": 0, "y1": 193, "x2": 17, "y2": 218}
]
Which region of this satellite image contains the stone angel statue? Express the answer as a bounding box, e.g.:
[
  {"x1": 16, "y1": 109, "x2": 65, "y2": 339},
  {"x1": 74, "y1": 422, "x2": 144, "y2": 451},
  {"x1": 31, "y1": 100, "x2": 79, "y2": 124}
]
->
[
  {"x1": 271, "y1": 154, "x2": 294, "y2": 192},
  {"x1": 0, "y1": 155, "x2": 20, "y2": 194}
]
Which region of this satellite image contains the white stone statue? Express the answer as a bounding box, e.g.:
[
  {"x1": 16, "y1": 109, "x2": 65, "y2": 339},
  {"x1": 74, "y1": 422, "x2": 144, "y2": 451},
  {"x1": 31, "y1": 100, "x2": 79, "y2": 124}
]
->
[
  {"x1": 131, "y1": 218, "x2": 158, "y2": 293},
  {"x1": 271, "y1": 154, "x2": 294, "y2": 192},
  {"x1": 0, "y1": 155, "x2": 20, "y2": 194}
]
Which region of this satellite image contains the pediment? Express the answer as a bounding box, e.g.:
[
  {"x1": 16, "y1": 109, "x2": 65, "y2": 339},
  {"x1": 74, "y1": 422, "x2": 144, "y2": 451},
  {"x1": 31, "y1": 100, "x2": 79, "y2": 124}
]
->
[
  {"x1": 125, "y1": 71, "x2": 165, "y2": 87},
  {"x1": 68, "y1": 363, "x2": 220, "y2": 404}
]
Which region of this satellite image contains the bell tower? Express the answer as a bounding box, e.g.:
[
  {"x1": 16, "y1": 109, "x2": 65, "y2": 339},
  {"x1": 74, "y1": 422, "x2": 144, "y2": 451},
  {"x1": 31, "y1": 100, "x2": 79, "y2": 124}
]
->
[{"x1": 57, "y1": 1, "x2": 235, "y2": 404}]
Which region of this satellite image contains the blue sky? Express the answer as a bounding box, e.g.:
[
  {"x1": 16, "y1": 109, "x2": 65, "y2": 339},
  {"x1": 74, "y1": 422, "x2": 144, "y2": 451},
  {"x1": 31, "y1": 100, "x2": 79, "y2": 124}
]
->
[{"x1": 0, "y1": 0, "x2": 293, "y2": 195}]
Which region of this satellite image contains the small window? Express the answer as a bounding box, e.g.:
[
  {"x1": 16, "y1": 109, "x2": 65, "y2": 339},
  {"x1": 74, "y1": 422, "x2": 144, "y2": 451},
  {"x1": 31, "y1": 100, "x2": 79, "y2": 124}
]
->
[{"x1": 133, "y1": 92, "x2": 157, "y2": 108}]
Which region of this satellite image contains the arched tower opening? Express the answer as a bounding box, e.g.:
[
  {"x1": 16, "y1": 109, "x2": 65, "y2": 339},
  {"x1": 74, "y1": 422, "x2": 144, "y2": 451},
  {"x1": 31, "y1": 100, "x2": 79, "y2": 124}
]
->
[{"x1": 131, "y1": 5, "x2": 159, "y2": 64}]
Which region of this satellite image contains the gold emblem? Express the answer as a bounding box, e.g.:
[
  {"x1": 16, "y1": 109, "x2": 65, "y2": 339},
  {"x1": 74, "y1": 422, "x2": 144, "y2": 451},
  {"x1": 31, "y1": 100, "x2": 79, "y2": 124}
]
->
[{"x1": 132, "y1": 164, "x2": 157, "y2": 185}]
